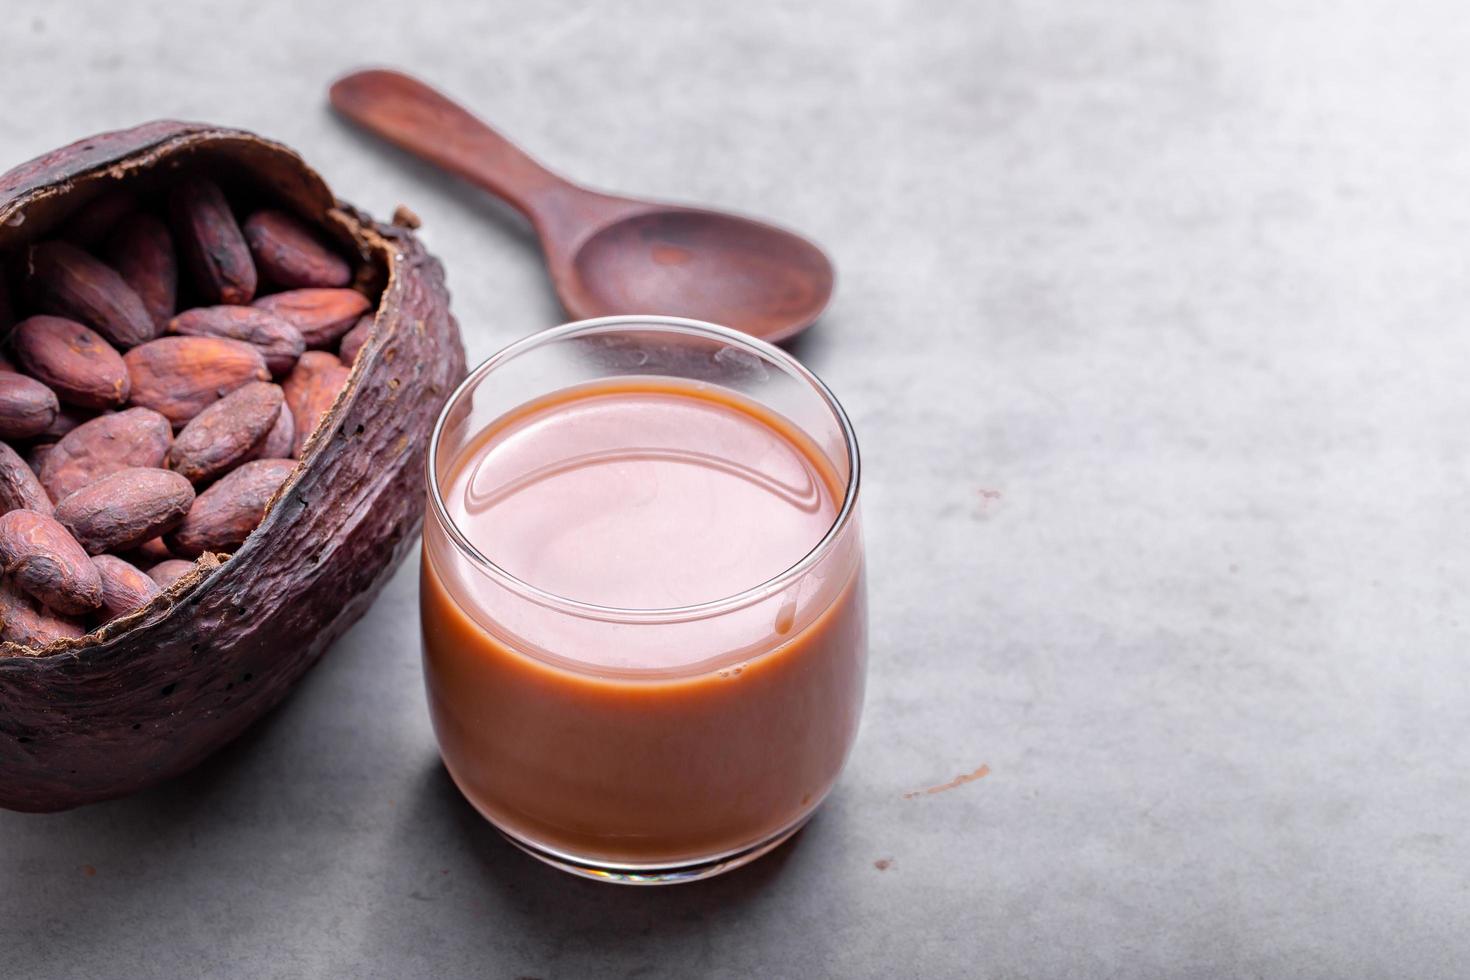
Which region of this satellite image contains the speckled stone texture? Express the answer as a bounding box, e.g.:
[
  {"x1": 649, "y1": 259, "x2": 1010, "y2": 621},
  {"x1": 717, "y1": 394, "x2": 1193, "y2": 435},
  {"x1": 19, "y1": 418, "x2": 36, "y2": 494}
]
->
[{"x1": 4, "y1": 1, "x2": 1470, "y2": 977}]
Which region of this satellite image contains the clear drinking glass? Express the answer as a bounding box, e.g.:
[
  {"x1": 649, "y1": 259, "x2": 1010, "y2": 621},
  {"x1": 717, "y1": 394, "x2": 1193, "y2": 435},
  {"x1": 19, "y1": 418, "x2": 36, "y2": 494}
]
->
[{"x1": 421, "y1": 316, "x2": 866, "y2": 883}]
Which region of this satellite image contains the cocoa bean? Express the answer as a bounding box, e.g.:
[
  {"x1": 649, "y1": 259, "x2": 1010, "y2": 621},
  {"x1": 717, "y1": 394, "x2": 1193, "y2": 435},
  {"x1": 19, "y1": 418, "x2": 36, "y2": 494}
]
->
[
  {"x1": 243, "y1": 210, "x2": 351, "y2": 289},
  {"x1": 0, "y1": 443, "x2": 52, "y2": 515},
  {"x1": 41, "y1": 406, "x2": 173, "y2": 502},
  {"x1": 169, "y1": 305, "x2": 304, "y2": 377},
  {"x1": 167, "y1": 458, "x2": 295, "y2": 558},
  {"x1": 26, "y1": 241, "x2": 156, "y2": 349},
  {"x1": 0, "y1": 372, "x2": 58, "y2": 439},
  {"x1": 132, "y1": 536, "x2": 174, "y2": 564},
  {"x1": 338, "y1": 314, "x2": 372, "y2": 366},
  {"x1": 283, "y1": 351, "x2": 350, "y2": 458},
  {"x1": 170, "y1": 177, "x2": 256, "y2": 304},
  {"x1": 146, "y1": 558, "x2": 196, "y2": 589},
  {"x1": 36, "y1": 405, "x2": 91, "y2": 441},
  {"x1": 91, "y1": 554, "x2": 160, "y2": 620},
  {"x1": 59, "y1": 191, "x2": 136, "y2": 248},
  {"x1": 55, "y1": 467, "x2": 195, "y2": 554},
  {"x1": 168, "y1": 381, "x2": 282, "y2": 484},
  {"x1": 123, "y1": 335, "x2": 269, "y2": 425},
  {"x1": 10, "y1": 315, "x2": 130, "y2": 408},
  {"x1": 255, "y1": 399, "x2": 294, "y2": 460},
  {"x1": 0, "y1": 508, "x2": 104, "y2": 614},
  {"x1": 0, "y1": 582, "x2": 84, "y2": 647},
  {"x1": 104, "y1": 212, "x2": 177, "y2": 330},
  {"x1": 252, "y1": 288, "x2": 370, "y2": 348},
  {"x1": 25, "y1": 443, "x2": 52, "y2": 478}
]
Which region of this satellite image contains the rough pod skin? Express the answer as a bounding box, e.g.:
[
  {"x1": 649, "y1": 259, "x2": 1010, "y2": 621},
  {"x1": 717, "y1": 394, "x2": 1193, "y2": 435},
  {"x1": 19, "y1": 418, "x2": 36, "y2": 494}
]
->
[{"x1": 0, "y1": 122, "x2": 465, "y2": 811}]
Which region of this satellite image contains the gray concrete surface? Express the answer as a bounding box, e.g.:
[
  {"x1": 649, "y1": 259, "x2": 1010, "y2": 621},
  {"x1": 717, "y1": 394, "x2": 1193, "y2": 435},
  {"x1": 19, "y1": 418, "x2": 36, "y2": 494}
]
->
[{"x1": 3, "y1": 0, "x2": 1469, "y2": 976}]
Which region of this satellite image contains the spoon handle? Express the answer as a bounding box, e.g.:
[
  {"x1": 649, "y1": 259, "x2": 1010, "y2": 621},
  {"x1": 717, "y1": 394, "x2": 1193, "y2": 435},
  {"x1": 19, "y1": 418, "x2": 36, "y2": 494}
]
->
[{"x1": 329, "y1": 69, "x2": 574, "y2": 223}]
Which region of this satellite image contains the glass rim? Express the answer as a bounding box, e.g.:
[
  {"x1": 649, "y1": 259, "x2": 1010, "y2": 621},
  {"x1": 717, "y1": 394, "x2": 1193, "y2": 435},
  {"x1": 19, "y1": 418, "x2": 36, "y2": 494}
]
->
[{"x1": 425, "y1": 315, "x2": 862, "y2": 623}]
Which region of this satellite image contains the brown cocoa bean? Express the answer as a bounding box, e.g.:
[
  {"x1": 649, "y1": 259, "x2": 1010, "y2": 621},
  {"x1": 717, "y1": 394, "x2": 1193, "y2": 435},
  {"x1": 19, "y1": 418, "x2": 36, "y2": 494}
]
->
[
  {"x1": 0, "y1": 443, "x2": 52, "y2": 515},
  {"x1": 55, "y1": 467, "x2": 195, "y2": 554},
  {"x1": 243, "y1": 210, "x2": 351, "y2": 289},
  {"x1": 59, "y1": 191, "x2": 136, "y2": 248},
  {"x1": 41, "y1": 406, "x2": 173, "y2": 502},
  {"x1": 338, "y1": 314, "x2": 372, "y2": 366},
  {"x1": 26, "y1": 241, "x2": 156, "y2": 349},
  {"x1": 123, "y1": 335, "x2": 270, "y2": 425},
  {"x1": 167, "y1": 458, "x2": 295, "y2": 557},
  {"x1": 0, "y1": 373, "x2": 58, "y2": 439},
  {"x1": 282, "y1": 351, "x2": 350, "y2": 457},
  {"x1": 168, "y1": 382, "x2": 282, "y2": 484},
  {"x1": 169, "y1": 305, "x2": 304, "y2": 377},
  {"x1": 0, "y1": 508, "x2": 104, "y2": 614},
  {"x1": 146, "y1": 558, "x2": 195, "y2": 589},
  {"x1": 0, "y1": 583, "x2": 84, "y2": 647},
  {"x1": 104, "y1": 212, "x2": 177, "y2": 330},
  {"x1": 132, "y1": 536, "x2": 173, "y2": 564},
  {"x1": 36, "y1": 405, "x2": 91, "y2": 441},
  {"x1": 91, "y1": 554, "x2": 160, "y2": 620},
  {"x1": 170, "y1": 177, "x2": 256, "y2": 304},
  {"x1": 26, "y1": 444, "x2": 52, "y2": 478},
  {"x1": 11, "y1": 315, "x2": 130, "y2": 408},
  {"x1": 255, "y1": 399, "x2": 294, "y2": 460},
  {"x1": 252, "y1": 288, "x2": 370, "y2": 348}
]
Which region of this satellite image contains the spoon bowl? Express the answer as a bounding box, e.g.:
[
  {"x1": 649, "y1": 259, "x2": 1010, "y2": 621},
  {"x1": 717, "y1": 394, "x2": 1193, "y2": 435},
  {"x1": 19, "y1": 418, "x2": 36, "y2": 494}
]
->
[
  {"x1": 330, "y1": 70, "x2": 834, "y2": 343},
  {"x1": 564, "y1": 208, "x2": 833, "y2": 343}
]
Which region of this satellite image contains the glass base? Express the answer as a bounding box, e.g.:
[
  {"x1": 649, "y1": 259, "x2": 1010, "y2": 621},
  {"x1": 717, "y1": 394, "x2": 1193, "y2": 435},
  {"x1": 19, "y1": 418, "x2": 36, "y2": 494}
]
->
[{"x1": 495, "y1": 816, "x2": 812, "y2": 885}]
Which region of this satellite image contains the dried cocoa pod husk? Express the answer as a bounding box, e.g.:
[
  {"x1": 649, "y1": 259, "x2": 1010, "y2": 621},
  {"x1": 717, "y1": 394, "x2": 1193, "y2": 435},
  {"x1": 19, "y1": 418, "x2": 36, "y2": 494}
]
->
[
  {"x1": 252, "y1": 288, "x2": 370, "y2": 348},
  {"x1": 0, "y1": 279, "x2": 13, "y2": 335},
  {"x1": 0, "y1": 583, "x2": 84, "y2": 646},
  {"x1": 123, "y1": 335, "x2": 270, "y2": 425},
  {"x1": 338, "y1": 314, "x2": 372, "y2": 366},
  {"x1": 0, "y1": 372, "x2": 58, "y2": 440},
  {"x1": 145, "y1": 558, "x2": 195, "y2": 589},
  {"x1": 10, "y1": 315, "x2": 129, "y2": 408},
  {"x1": 243, "y1": 210, "x2": 351, "y2": 289},
  {"x1": 0, "y1": 120, "x2": 464, "y2": 813},
  {"x1": 282, "y1": 351, "x2": 350, "y2": 457},
  {"x1": 25, "y1": 240, "x2": 156, "y2": 349},
  {"x1": 0, "y1": 508, "x2": 104, "y2": 614},
  {"x1": 91, "y1": 554, "x2": 159, "y2": 620},
  {"x1": 169, "y1": 305, "x2": 304, "y2": 377},
  {"x1": 0, "y1": 442, "x2": 53, "y2": 515},
  {"x1": 167, "y1": 458, "x2": 296, "y2": 558},
  {"x1": 168, "y1": 381, "x2": 282, "y2": 484},
  {"x1": 54, "y1": 467, "x2": 194, "y2": 554},
  {"x1": 40, "y1": 406, "x2": 172, "y2": 502},
  {"x1": 170, "y1": 177, "x2": 256, "y2": 304},
  {"x1": 104, "y1": 213, "x2": 177, "y2": 330}
]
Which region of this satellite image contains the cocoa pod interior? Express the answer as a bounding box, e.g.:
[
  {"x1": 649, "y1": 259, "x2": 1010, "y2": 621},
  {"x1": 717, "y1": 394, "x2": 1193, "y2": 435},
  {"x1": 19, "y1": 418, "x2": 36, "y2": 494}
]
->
[{"x1": 0, "y1": 122, "x2": 465, "y2": 811}]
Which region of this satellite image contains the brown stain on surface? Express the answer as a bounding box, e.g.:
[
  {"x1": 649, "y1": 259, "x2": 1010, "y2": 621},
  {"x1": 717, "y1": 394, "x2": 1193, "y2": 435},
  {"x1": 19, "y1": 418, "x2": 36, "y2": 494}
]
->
[
  {"x1": 903, "y1": 763, "x2": 990, "y2": 800},
  {"x1": 80, "y1": 864, "x2": 96, "y2": 877},
  {"x1": 874, "y1": 857, "x2": 893, "y2": 871}
]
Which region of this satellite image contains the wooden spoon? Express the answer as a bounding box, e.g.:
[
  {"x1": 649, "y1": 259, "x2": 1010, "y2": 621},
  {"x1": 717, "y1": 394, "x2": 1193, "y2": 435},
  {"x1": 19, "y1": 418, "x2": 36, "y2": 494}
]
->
[{"x1": 329, "y1": 69, "x2": 834, "y2": 343}]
